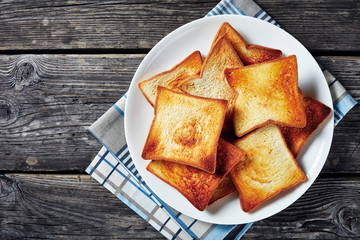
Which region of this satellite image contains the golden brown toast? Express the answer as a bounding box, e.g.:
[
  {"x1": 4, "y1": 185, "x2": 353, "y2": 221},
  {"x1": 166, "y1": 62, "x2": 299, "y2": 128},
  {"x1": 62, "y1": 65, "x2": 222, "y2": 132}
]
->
[
  {"x1": 208, "y1": 174, "x2": 237, "y2": 206},
  {"x1": 230, "y1": 124, "x2": 306, "y2": 212},
  {"x1": 279, "y1": 96, "x2": 331, "y2": 158},
  {"x1": 146, "y1": 138, "x2": 244, "y2": 211},
  {"x1": 213, "y1": 22, "x2": 282, "y2": 65},
  {"x1": 225, "y1": 55, "x2": 307, "y2": 137},
  {"x1": 138, "y1": 51, "x2": 203, "y2": 106},
  {"x1": 180, "y1": 36, "x2": 244, "y2": 132},
  {"x1": 142, "y1": 86, "x2": 227, "y2": 173}
]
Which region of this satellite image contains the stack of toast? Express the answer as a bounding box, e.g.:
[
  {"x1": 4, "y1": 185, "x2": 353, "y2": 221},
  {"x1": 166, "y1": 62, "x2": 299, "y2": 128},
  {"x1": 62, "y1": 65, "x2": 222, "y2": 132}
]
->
[{"x1": 138, "y1": 22, "x2": 331, "y2": 212}]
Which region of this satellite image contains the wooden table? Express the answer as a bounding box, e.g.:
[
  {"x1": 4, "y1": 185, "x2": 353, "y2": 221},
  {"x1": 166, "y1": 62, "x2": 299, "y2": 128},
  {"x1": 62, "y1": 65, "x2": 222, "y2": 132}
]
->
[{"x1": 1, "y1": 1, "x2": 359, "y2": 239}]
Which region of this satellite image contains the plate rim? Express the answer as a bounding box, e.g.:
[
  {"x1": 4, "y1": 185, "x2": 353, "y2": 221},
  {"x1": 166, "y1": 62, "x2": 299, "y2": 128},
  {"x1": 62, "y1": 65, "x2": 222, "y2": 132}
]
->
[{"x1": 124, "y1": 14, "x2": 334, "y2": 224}]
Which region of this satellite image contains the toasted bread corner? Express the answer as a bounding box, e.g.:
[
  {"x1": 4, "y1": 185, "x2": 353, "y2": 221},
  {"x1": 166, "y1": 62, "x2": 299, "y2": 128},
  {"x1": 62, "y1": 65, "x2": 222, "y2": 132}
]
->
[{"x1": 138, "y1": 50, "x2": 203, "y2": 106}]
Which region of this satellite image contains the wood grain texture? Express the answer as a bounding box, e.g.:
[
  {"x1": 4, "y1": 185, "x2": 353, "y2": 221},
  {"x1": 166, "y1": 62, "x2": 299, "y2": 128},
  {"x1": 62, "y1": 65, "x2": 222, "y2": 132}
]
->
[
  {"x1": 0, "y1": 54, "x2": 144, "y2": 172},
  {"x1": 256, "y1": 0, "x2": 360, "y2": 52},
  {"x1": 0, "y1": 54, "x2": 359, "y2": 173},
  {"x1": 315, "y1": 56, "x2": 360, "y2": 174},
  {"x1": 0, "y1": 174, "x2": 163, "y2": 239},
  {"x1": 244, "y1": 177, "x2": 360, "y2": 239},
  {"x1": 0, "y1": 0, "x2": 216, "y2": 51},
  {"x1": 0, "y1": 174, "x2": 359, "y2": 239},
  {"x1": 0, "y1": 0, "x2": 359, "y2": 51}
]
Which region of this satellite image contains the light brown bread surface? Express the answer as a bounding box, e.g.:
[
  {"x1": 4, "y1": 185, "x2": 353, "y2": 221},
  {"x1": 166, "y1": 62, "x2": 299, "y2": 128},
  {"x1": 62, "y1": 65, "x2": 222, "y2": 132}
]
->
[
  {"x1": 230, "y1": 124, "x2": 306, "y2": 212},
  {"x1": 280, "y1": 96, "x2": 331, "y2": 158},
  {"x1": 213, "y1": 22, "x2": 282, "y2": 65},
  {"x1": 142, "y1": 86, "x2": 227, "y2": 173},
  {"x1": 146, "y1": 138, "x2": 244, "y2": 211},
  {"x1": 138, "y1": 51, "x2": 203, "y2": 106},
  {"x1": 208, "y1": 174, "x2": 237, "y2": 206},
  {"x1": 180, "y1": 36, "x2": 244, "y2": 131},
  {"x1": 225, "y1": 55, "x2": 307, "y2": 137}
]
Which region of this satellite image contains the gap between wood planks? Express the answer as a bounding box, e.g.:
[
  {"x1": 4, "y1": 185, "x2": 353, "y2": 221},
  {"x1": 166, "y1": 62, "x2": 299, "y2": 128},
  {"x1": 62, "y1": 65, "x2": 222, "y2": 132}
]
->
[{"x1": 0, "y1": 48, "x2": 360, "y2": 57}]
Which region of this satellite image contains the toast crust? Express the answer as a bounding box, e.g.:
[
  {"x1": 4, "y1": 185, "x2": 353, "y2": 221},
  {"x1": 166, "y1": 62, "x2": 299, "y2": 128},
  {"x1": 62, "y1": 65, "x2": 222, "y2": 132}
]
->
[
  {"x1": 213, "y1": 22, "x2": 282, "y2": 65},
  {"x1": 208, "y1": 174, "x2": 237, "y2": 206},
  {"x1": 138, "y1": 51, "x2": 203, "y2": 106},
  {"x1": 142, "y1": 86, "x2": 227, "y2": 173},
  {"x1": 146, "y1": 138, "x2": 244, "y2": 211},
  {"x1": 180, "y1": 36, "x2": 243, "y2": 131},
  {"x1": 280, "y1": 96, "x2": 331, "y2": 157},
  {"x1": 230, "y1": 124, "x2": 306, "y2": 212},
  {"x1": 225, "y1": 55, "x2": 307, "y2": 137}
]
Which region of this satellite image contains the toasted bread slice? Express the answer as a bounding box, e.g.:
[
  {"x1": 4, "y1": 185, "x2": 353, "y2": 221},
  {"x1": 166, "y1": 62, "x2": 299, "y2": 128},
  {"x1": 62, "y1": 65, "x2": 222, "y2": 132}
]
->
[
  {"x1": 280, "y1": 96, "x2": 331, "y2": 158},
  {"x1": 213, "y1": 22, "x2": 282, "y2": 65},
  {"x1": 180, "y1": 37, "x2": 244, "y2": 131},
  {"x1": 142, "y1": 86, "x2": 227, "y2": 173},
  {"x1": 146, "y1": 138, "x2": 244, "y2": 211},
  {"x1": 230, "y1": 124, "x2": 306, "y2": 212},
  {"x1": 208, "y1": 174, "x2": 237, "y2": 206},
  {"x1": 225, "y1": 55, "x2": 307, "y2": 137},
  {"x1": 138, "y1": 51, "x2": 203, "y2": 106}
]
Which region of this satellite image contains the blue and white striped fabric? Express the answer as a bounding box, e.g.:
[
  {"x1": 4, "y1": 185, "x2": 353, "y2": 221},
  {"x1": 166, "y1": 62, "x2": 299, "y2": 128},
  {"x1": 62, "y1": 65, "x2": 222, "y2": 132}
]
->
[{"x1": 87, "y1": 0, "x2": 357, "y2": 239}]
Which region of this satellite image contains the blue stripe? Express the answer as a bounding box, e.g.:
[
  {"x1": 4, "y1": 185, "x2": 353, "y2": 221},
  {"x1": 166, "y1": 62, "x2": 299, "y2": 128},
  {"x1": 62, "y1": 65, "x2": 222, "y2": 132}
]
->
[
  {"x1": 128, "y1": 164, "x2": 135, "y2": 172},
  {"x1": 229, "y1": 0, "x2": 247, "y2": 16},
  {"x1": 223, "y1": 1, "x2": 237, "y2": 14},
  {"x1": 102, "y1": 162, "x2": 120, "y2": 185},
  {"x1": 124, "y1": 94, "x2": 127, "y2": 99},
  {"x1": 88, "y1": 129, "x2": 150, "y2": 191},
  {"x1": 113, "y1": 104, "x2": 124, "y2": 116},
  {"x1": 159, "y1": 217, "x2": 171, "y2": 232},
  {"x1": 139, "y1": 182, "x2": 199, "y2": 239},
  {"x1": 267, "y1": 16, "x2": 275, "y2": 23},
  {"x1": 118, "y1": 150, "x2": 130, "y2": 162},
  {"x1": 333, "y1": 109, "x2": 341, "y2": 120},
  {"x1": 217, "y1": 3, "x2": 230, "y2": 14},
  {"x1": 335, "y1": 94, "x2": 358, "y2": 116},
  {"x1": 116, "y1": 143, "x2": 128, "y2": 156},
  {"x1": 89, "y1": 129, "x2": 200, "y2": 239},
  {"x1": 204, "y1": 224, "x2": 236, "y2": 240},
  {"x1": 253, "y1": 9, "x2": 264, "y2": 18},
  {"x1": 175, "y1": 212, "x2": 181, "y2": 218},
  {"x1": 329, "y1": 78, "x2": 338, "y2": 87},
  {"x1": 172, "y1": 229, "x2": 182, "y2": 240},
  {"x1": 187, "y1": 219, "x2": 197, "y2": 229},
  {"x1": 89, "y1": 150, "x2": 109, "y2": 175},
  {"x1": 333, "y1": 105, "x2": 345, "y2": 117},
  {"x1": 261, "y1": 13, "x2": 268, "y2": 20},
  {"x1": 101, "y1": 156, "x2": 154, "y2": 199},
  {"x1": 234, "y1": 223, "x2": 254, "y2": 240},
  {"x1": 214, "y1": 5, "x2": 225, "y2": 15},
  {"x1": 116, "y1": 193, "x2": 148, "y2": 220},
  {"x1": 123, "y1": 154, "x2": 133, "y2": 166}
]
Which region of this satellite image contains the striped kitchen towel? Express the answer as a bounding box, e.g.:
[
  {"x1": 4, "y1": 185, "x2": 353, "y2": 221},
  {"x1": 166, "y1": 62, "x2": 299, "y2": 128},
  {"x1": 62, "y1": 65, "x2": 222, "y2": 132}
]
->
[{"x1": 87, "y1": 0, "x2": 357, "y2": 239}]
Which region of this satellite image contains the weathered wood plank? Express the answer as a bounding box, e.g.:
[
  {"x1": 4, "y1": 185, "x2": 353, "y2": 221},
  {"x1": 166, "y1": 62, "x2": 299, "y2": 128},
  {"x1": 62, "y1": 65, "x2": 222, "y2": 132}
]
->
[
  {"x1": 0, "y1": 54, "x2": 359, "y2": 173},
  {"x1": 0, "y1": 174, "x2": 359, "y2": 239},
  {"x1": 243, "y1": 177, "x2": 360, "y2": 239},
  {"x1": 0, "y1": 54, "x2": 144, "y2": 172},
  {"x1": 0, "y1": 0, "x2": 359, "y2": 52},
  {"x1": 256, "y1": 0, "x2": 360, "y2": 52},
  {"x1": 315, "y1": 56, "x2": 360, "y2": 173},
  {"x1": 0, "y1": 174, "x2": 163, "y2": 239}
]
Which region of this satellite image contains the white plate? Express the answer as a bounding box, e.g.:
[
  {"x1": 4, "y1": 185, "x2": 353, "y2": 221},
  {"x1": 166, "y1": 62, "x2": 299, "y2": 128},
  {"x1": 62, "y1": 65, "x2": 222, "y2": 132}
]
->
[{"x1": 124, "y1": 15, "x2": 334, "y2": 224}]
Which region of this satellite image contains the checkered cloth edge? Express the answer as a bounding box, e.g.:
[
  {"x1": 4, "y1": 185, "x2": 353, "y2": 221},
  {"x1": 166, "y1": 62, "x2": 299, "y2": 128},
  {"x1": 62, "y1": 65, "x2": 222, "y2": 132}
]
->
[{"x1": 87, "y1": 0, "x2": 358, "y2": 239}]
